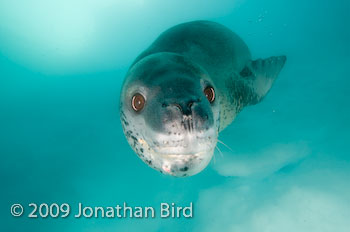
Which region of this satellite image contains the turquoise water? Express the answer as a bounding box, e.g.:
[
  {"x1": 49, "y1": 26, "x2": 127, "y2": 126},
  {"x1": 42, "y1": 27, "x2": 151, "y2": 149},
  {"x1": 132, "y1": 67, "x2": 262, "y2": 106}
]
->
[{"x1": 0, "y1": 0, "x2": 349, "y2": 231}]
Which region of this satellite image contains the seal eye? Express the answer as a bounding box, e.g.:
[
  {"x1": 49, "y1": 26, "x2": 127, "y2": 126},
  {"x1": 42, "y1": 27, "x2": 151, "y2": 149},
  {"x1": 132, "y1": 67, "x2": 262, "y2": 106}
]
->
[
  {"x1": 204, "y1": 86, "x2": 215, "y2": 103},
  {"x1": 131, "y1": 93, "x2": 145, "y2": 112}
]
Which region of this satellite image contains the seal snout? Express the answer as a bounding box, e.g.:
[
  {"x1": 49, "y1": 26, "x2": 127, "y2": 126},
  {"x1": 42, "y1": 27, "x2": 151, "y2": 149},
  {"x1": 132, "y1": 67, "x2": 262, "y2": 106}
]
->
[{"x1": 159, "y1": 96, "x2": 212, "y2": 133}]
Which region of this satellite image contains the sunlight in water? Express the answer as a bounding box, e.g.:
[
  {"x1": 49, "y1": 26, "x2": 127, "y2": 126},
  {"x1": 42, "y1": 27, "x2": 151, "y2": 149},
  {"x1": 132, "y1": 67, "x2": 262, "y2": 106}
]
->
[{"x1": 0, "y1": 0, "x2": 349, "y2": 231}]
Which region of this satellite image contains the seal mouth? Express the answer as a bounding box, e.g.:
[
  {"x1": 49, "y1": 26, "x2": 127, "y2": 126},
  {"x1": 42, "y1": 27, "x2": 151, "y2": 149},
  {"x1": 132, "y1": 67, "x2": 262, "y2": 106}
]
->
[
  {"x1": 153, "y1": 143, "x2": 214, "y2": 156},
  {"x1": 149, "y1": 129, "x2": 218, "y2": 155},
  {"x1": 158, "y1": 151, "x2": 207, "y2": 162}
]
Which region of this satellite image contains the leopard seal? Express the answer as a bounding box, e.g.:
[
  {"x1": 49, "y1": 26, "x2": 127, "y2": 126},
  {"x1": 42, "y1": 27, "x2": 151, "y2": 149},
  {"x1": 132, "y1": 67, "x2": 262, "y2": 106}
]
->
[{"x1": 120, "y1": 20, "x2": 286, "y2": 177}]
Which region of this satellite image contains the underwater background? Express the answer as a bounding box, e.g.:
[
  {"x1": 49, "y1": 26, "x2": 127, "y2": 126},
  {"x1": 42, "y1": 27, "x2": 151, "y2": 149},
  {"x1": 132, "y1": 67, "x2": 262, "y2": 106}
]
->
[{"x1": 0, "y1": 0, "x2": 349, "y2": 231}]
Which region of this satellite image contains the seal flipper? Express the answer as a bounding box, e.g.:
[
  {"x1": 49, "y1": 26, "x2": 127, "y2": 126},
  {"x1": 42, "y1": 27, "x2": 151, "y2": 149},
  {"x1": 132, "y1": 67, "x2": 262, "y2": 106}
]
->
[{"x1": 241, "y1": 56, "x2": 286, "y2": 105}]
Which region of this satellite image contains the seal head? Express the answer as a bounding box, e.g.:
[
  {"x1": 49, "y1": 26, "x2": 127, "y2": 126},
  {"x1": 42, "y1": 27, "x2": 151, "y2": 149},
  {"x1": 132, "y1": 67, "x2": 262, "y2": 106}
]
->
[{"x1": 120, "y1": 53, "x2": 220, "y2": 177}]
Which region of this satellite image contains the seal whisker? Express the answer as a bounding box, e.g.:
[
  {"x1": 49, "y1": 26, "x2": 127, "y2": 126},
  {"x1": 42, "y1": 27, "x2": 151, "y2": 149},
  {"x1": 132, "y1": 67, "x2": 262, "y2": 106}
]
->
[
  {"x1": 182, "y1": 115, "x2": 194, "y2": 133},
  {"x1": 217, "y1": 139, "x2": 234, "y2": 152},
  {"x1": 182, "y1": 119, "x2": 187, "y2": 131},
  {"x1": 215, "y1": 145, "x2": 224, "y2": 158},
  {"x1": 190, "y1": 116, "x2": 194, "y2": 132},
  {"x1": 213, "y1": 148, "x2": 217, "y2": 164}
]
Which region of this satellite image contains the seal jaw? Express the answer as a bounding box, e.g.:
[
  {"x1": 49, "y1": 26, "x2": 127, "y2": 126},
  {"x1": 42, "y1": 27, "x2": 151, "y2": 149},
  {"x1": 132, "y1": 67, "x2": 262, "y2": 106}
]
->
[
  {"x1": 140, "y1": 127, "x2": 218, "y2": 177},
  {"x1": 160, "y1": 150, "x2": 215, "y2": 177}
]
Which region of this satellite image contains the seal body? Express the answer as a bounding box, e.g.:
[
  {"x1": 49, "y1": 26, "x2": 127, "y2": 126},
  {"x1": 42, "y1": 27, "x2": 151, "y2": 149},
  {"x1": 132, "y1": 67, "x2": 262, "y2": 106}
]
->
[{"x1": 120, "y1": 21, "x2": 286, "y2": 177}]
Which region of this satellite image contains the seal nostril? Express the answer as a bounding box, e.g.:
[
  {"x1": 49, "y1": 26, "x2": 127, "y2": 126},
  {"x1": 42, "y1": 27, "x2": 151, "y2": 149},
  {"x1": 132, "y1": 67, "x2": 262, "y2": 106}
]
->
[
  {"x1": 173, "y1": 103, "x2": 183, "y2": 113},
  {"x1": 170, "y1": 102, "x2": 194, "y2": 116}
]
